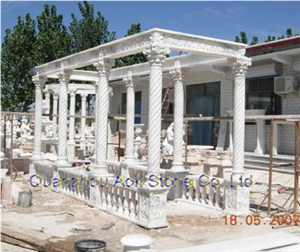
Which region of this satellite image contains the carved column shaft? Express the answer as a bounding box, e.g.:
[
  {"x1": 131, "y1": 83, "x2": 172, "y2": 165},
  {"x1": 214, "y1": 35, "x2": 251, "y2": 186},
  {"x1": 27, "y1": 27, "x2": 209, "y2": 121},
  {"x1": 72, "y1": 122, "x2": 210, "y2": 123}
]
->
[
  {"x1": 32, "y1": 75, "x2": 46, "y2": 160},
  {"x1": 57, "y1": 69, "x2": 72, "y2": 166},
  {"x1": 144, "y1": 41, "x2": 170, "y2": 176},
  {"x1": 94, "y1": 56, "x2": 114, "y2": 171},
  {"x1": 124, "y1": 72, "x2": 135, "y2": 162},
  {"x1": 80, "y1": 93, "x2": 87, "y2": 141},
  {"x1": 231, "y1": 58, "x2": 251, "y2": 179},
  {"x1": 44, "y1": 90, "x2": 50, "y2": 115},
  {"x1": 171, "y1": 61, "x2": 184, "y2": 170},
  {"x1": 52, "y1": 92, "x2": 59, "y2": 137},
  {"x1": 69, "y1": 89, "x2": 77, "y2": 141}
]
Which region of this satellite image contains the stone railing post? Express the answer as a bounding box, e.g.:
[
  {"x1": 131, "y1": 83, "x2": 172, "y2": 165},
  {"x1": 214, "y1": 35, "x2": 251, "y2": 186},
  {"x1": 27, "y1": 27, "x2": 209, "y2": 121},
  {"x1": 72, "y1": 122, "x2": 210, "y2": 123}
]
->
[
  {"x1": 67, "y1": 88, "x2": 77, "y2": 161},
  {"x1": 56, "y1": 68, "x2": 73, "y2": 167},
  {"x1": 32, "y1": 75, "x2": 47, "y2": 160},
  {"x1": 93, "y1": 53, "x2": 114, "y2": 174},
  {"x1": 225, "y1": 57, "x2": 251, "y2": 215}
]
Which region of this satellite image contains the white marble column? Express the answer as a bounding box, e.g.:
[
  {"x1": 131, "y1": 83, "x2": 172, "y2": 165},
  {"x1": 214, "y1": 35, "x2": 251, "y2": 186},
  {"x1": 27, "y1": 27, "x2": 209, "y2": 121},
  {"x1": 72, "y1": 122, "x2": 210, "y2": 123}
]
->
[
  {"x1": 44, "y1": 89, "x2": 50, "y2": 115},
  {"x1": 93, "y1": 54, "x2": 114, "y2": 173},
  {"x1": 254, "y1": 119, "x2": 265, "y2": 155},
  {"x1": 52, "y1": 92, "x2": 59, "y2": 138},
  {"x1": 123, "y1": 71, "x2": 135, "y2": 162},
  {"x1": 56, "y1": 69, "x2": 72, "y2": 167},
  {"x1": 32, "y1": 75, "x2": 46, "y2": 160},
  {"x1": 170, "y1": 61, "x2": 185, "y2": 171},
  {"x1": 224, "y1": 57, "x2": 251, "y2": 216},
  {"x1": 80, "y1": 93, "x2": 87, "y2": 148},
  {"x1": 230, "y1": 57, "x2": 251, "y2": 180},
  {"x1": 67, "y1": 88, "x2": 77, "y2": 161},
  {"x1": 143, "y1": 34, "x2": 170, "y2": 177}
]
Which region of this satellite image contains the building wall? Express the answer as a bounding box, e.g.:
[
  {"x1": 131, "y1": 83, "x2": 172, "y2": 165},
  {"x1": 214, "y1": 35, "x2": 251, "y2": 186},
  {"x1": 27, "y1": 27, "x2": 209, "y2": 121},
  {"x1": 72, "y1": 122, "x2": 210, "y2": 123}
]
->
[{"x1": 109, "y1": 56, "x2": 300, "y2": 155}]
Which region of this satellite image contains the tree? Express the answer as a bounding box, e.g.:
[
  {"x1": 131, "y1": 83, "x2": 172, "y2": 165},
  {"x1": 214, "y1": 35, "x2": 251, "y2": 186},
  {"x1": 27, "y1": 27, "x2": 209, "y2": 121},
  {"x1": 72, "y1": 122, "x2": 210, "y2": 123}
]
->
[
  {"x1": 36, "y1": 4, "x2": 71, "y2": 64},
  {"x1": 235, "y1": 31, "x2": 259, "y2": 45},
  {"x1": 235, "y1": 31, "x2": 248, "y2": 44},
  {"x1": 69, "y1": 1, "x2": 116, "y2": 53},
  {"x1": 69, "y1": 1, "x2": 116, "y2": 114},
  {"x1": 1, "y1": 14, "x2": 38, "y2": 111},
  {"x1": 115, "y1": 23, "x2": 148, "y2": 67}
]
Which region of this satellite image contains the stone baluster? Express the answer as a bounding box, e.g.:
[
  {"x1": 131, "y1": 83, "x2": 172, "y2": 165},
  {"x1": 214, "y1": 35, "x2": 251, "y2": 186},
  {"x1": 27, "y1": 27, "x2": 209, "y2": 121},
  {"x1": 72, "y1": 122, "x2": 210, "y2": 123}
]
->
[
  {"x1": 52, "y1": 92, "x2": 59, "y2": 138},
  {"x1": 124, "y1": 190, "x2": 130, "y2": 216},
  {"x1": 129, "y1": 191, "x2": 136, "y2": 219},
  {"x1": 117, "y1": 187, "x2": 124, "y2": 214},
  {"x1": 56, "y1": 69, "x2": 73, "y2": 167},
  {"x1": 67, "y1": 88, "x2": 77, "y2": 161},
  {"x1": 93, "y1": 54, "x2": 114, "y2": 173},
  {"x1": 32, "y1": 75, "x2": 47, "y2": 160}
]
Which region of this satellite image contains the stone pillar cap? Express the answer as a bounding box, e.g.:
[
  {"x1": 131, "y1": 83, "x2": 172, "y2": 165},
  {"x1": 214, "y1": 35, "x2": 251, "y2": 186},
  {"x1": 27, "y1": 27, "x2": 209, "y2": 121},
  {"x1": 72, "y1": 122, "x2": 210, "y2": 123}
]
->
[{"x1": 121, "y1": 234, "x2": 153, "y2": 247}]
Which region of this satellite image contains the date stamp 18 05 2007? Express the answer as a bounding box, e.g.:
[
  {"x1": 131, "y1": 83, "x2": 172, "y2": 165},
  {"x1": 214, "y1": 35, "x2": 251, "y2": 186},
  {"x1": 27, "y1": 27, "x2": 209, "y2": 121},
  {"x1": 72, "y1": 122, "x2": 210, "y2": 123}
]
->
[{"x1": 223, "y1": 214, "x2": 300, "y2": 226}]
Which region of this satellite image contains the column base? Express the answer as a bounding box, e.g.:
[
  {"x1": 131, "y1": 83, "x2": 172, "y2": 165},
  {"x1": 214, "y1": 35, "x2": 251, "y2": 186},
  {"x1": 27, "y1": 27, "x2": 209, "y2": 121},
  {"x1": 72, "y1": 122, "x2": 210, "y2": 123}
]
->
[
  {"x1": 165, "y1": 170, "x2": 189, "y2": 200},
  {"x1": 31, "y1": 152, "x2": 42, "y2": 161},
  {"x1": 137, "y1": 186, "x2": 169, "y2": 229},
  {"x1": 67, "y1": 140, "x2": 76, "y2": 162},
  {"x1": 254, "y1": 148, "x2": 264, "y2": 155},
  {"x1": 55, "y1": 157, "x2": 72, "y2": 167},
  {"x1": 224, "y1": 184, "x2": 251, "y2": 216}
]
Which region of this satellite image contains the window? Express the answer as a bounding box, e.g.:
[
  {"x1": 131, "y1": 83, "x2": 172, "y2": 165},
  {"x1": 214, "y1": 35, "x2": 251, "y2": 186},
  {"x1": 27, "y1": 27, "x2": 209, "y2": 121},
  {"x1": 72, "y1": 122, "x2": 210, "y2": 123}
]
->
[
  {"x1": 246, "y1": 77, "x2": 281, "y2": 115},
  {"x1": 121, "y1": 91, "x2": 142, "y2": 123},
  {"x1": 185, "y1": 82, "x2": 220, "y2": 146}
]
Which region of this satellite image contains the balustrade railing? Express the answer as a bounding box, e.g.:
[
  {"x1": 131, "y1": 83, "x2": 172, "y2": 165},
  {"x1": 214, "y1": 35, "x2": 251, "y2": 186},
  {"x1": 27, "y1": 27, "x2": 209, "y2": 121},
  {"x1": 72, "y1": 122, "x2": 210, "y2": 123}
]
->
[
  {"x1": 58, "y1": 168, "x2": 90, "y2": 202},
  {"x1": 182, "y1": 174, "x2": 224, "y2": 211}
]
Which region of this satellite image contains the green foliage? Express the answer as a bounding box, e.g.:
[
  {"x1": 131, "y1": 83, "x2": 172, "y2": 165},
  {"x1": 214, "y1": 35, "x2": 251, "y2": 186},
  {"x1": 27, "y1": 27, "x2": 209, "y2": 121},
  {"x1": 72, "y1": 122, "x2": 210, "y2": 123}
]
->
[
  {"x1": 265, "y1": 28, "x2": 297, "y2": 42},
  {"x1": 1, "y1": 1, "x2": 117, "y2": 112},
  {"x1": 36, "y1": 4, "x2": 71, "y2": 64},
  {"x1": 115, "y1": 23, "x2": 148, "y2": 67},
  {"x1": 235, "y1": 28, "x2": 298, "y2": 45},
  {"x1": 68, "y1": 1, "x2": 116, "y2": 113},
  {"x1": 69, "y1": 1, "x2": 116, "y2": 53},
  {"x1": 1, "y1": 14, "x2": 38, "y2": 111},
  {"x1": 235, "y1": 31, "x2": 259, "y2": 45}
]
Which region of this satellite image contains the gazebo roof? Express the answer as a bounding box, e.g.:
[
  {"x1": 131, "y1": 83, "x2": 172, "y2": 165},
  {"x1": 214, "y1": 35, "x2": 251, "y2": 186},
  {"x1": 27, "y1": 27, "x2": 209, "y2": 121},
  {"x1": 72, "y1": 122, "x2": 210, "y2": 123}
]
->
[{"x1": 35, "y1": 28, "x2": 248, "y2": 78}]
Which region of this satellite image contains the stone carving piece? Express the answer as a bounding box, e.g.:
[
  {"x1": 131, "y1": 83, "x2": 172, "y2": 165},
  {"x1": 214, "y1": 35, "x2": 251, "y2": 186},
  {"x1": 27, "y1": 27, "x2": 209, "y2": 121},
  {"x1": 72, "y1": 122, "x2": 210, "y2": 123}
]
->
[{"x1": 162, "y1": 123, "x2": 174, "y2": 156}]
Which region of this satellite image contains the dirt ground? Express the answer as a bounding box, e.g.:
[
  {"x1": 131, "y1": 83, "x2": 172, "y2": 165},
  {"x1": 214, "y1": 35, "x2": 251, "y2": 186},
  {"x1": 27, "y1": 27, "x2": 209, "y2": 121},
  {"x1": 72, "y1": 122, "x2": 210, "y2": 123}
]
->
[{"x1": 1, "y1": 177, "x2": 300, "y2": 252}]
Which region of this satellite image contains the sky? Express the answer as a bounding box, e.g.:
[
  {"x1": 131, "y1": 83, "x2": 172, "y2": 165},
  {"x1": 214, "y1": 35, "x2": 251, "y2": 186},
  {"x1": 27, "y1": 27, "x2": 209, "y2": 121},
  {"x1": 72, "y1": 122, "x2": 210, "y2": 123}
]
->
[{"x1": 1, "y1": 1, "x2": 300, "y2": 48}]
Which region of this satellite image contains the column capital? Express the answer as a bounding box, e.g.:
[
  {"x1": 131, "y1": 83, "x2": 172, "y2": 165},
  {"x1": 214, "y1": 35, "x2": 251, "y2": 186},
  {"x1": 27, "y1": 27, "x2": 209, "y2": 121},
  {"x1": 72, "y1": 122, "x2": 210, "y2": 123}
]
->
[
  {"x1": 143, "y1": 32, "x2": 170, "y2": 66},
  {"x1": 57, "y1": 69, "x2": 73, "y2": 84},
  {"x1": 122, "y1": 71, "x2": 132, "y2": 88},
  {"x1": 53, "y1": 92, "x2": 59, "y2": 99},
  {"x1": 170, "y1": 61, "x2": 182, "y2": 82},
  {"x1": 32, "y1": 75, "x2": 47, "y2": 88},
  {"x1": 229, "y1": 57, "x2": 252, "y2": 77},
  {"x1": 94, "y1": 52, "x2": 115, "y2": 76},
  {"x1": 69, "y1": 88, "x2": 77, "y2": 96},
  {"x1": 80, "y1": 93, "x2": 88, "y2": 99}
]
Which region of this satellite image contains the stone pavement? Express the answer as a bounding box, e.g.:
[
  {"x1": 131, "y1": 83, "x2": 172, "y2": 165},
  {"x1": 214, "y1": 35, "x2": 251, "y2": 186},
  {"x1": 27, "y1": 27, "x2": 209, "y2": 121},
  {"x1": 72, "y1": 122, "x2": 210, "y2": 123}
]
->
[{"x1": 1, "y1": 242, "x2": 36, "y2": 252}]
